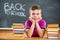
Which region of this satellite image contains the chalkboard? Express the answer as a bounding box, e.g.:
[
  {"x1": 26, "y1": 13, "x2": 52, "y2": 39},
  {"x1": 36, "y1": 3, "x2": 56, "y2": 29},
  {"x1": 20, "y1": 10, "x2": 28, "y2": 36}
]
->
[{"x1": 0, "y1": 0, "x2": 60, "y2": 28}]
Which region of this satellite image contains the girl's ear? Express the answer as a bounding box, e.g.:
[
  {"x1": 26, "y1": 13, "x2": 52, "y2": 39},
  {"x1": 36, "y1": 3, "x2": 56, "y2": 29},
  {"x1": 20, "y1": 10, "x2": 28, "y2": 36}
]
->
[
  {"x1": 29, "y1": 16, "x2": 32, "y2": 19},
  {"x1": 29, "y1": 17, "x2": 30, "y2": 19},
  {"x1": 39, "y1": 16, "x2": 42, "y2": 19},
  {"x1": 41, "y1": 16, "x2": 42, "y2": 19},
  {"x1": 29, "y1": 13, "x2": 32, "y2": 19}
]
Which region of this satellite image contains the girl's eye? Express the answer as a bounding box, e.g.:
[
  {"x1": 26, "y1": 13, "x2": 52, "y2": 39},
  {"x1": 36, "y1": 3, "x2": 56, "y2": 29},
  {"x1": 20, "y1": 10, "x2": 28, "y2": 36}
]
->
[
  {"x1": 32, "y1": 13, "x2": 35, "y2": 15},
  {"x1": 37, "y1": 13, "x2": 39, "y2": 15}
]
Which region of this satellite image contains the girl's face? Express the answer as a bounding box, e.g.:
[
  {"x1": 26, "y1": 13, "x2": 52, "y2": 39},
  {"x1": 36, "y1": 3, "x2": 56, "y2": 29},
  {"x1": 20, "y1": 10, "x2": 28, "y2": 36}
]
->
[{"x1": 29, "y1": 9, "x2": 42, "y2": 20}]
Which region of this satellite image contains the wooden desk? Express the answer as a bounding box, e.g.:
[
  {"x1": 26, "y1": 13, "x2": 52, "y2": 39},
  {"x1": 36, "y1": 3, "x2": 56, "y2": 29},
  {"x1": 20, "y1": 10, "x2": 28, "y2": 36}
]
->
[
  {"x1": 0, "y1": 30, "x2": 59, "y2": 40},
  {"x1": 0, "y1": 36, "x2": 59, "y2": 40}
]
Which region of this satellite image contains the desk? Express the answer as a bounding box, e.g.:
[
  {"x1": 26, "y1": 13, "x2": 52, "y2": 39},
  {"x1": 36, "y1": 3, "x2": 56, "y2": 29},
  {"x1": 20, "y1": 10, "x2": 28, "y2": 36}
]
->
[
  {"x1": 0, "y1": 36, "x2": 59, "y2": 40},
  {"x1": 0, "y1": 30, "x2": 60, "y2": 40}
]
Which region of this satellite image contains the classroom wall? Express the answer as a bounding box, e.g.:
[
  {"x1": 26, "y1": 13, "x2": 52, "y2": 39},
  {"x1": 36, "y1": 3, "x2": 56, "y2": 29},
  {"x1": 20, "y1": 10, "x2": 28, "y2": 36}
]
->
[{"x1": 0, "y1": 0, "x2": 60, "y2": 28}]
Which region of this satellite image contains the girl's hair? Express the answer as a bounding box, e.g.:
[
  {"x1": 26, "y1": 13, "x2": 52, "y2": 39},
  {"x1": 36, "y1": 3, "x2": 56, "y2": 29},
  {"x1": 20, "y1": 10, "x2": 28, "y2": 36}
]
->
[{"x1": 29, "y1": 4, "x2": 41, "y2": 10}]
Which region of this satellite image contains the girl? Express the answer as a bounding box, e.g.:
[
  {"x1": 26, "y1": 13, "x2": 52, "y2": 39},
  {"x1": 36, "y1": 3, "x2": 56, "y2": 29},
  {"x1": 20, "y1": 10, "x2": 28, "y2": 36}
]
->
[{"x1": 25, "y1": 5, "x2": 46, "y2": 38}]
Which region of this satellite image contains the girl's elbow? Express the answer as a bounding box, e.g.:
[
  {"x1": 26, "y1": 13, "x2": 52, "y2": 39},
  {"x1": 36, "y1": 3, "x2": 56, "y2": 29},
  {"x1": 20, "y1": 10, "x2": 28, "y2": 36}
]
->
[
  {"x1": 39, "y1": 34, "x2": 43, "y2": 38},
  {"x1": 26, "y1": 31, "x2": 32, "y2": 38},
  {"x1": 40, "y1": 35, "x2": 43, "y2": 38},
  {"x1": 28, "y1": 34, "x2": 32, "y2": 38},
  {"x1": 27, "y1": 33, "x2": 32, "y2": 38}
]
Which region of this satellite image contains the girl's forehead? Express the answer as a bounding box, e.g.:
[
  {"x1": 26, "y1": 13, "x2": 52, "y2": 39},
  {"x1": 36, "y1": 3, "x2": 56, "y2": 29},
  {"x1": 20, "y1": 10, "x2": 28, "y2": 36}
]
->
[{"x1": 30, "y1": 9, "x2": 41, "y2": 13}]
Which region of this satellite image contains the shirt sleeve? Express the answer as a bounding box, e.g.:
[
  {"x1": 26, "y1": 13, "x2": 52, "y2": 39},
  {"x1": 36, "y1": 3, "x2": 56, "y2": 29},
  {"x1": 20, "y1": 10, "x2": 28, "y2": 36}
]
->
[
  {"x1": 40, "y1": 20, "x2": 46, "y2": 29},
  {"x1": 25, "y1": 20, "x2": 31, "y2": 29}
]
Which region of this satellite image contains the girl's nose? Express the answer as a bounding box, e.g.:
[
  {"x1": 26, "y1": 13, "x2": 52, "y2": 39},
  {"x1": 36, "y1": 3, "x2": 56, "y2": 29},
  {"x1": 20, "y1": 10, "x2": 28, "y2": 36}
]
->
[
  {"x1": 35, "y1": 14, "x2": 37, "y2": 16},
  {"x1": 34, "y1": 15, "x2": 37, "y2": 17}
]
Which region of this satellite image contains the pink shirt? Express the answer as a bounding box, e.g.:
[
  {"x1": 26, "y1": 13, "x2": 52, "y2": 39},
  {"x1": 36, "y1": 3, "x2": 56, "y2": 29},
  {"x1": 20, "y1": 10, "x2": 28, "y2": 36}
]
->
[{"x1": 25, "y1": 19, "x2": 46, "y2": 37}]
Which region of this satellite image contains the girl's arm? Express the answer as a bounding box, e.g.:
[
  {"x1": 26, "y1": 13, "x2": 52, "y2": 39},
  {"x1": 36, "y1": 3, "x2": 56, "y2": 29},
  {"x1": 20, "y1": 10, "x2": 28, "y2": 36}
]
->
[
  {"x1": 25, "y1": 22, "x2": 35, "y2": 37},
  {"x1": 36, "y1": 22, "x2": 45, "y2": 38}
]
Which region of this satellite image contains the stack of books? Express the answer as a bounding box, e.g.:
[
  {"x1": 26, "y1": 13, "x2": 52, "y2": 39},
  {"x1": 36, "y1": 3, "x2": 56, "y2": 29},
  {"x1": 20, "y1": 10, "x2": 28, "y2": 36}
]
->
[
  {"x1": 12, "y1": 23, "x2": 25, "y2": 38},
  {"x1": 46, "y1": 24, "x2": 59, "y2": 38},
  {"x1": 47, "y1": 28, "x2": 59, "y2": 38}
]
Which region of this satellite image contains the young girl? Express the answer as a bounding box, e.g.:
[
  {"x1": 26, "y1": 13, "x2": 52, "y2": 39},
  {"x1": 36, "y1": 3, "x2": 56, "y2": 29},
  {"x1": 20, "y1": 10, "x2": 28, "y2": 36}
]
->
[{"x1": 25, "y1": 5, "x2": 46, "y2": 38}]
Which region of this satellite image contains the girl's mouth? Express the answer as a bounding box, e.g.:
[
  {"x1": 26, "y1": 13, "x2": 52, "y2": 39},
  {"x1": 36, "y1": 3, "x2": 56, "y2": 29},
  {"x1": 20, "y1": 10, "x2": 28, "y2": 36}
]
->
[{"x1": 33, "y1": 18, "x2": 37, "y2": 20}]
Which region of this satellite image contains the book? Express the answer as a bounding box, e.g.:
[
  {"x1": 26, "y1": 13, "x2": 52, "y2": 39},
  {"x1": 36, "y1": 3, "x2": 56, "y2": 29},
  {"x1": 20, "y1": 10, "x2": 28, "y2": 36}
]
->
[
  {"x1": 12, "y1": 23, "x2": 24, "y2": 29},
  {"x1": 13, "y1": 30, "x2": 24, "y2": 34},
  {"x1": 14, "y1": 34, "x2": 24, "y2": 36},
  {"x1": 13, "y1": 34, "x2": 25, "y2": 38},
  {"x1": 46, "y1": 28, "x2": 58, "y2": 31},
  {"x1": 48, "y1": 33, "x2": 58, "y2": 37},
  {"x1": 48, "y1": 37, "x2": 58, "y2": 38},
  {"x1": 13, "y1": 32, "x2": 27, "y2": 38}
]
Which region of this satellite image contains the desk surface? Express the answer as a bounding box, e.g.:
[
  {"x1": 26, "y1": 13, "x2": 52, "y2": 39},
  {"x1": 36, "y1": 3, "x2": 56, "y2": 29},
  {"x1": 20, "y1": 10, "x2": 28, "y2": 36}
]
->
[
  {"x1": 0, "y1": 36, "x2": 59, "y2": 40},
  {"x1": 0, "y1": 30, "x2": 60, "y2": 40}
]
